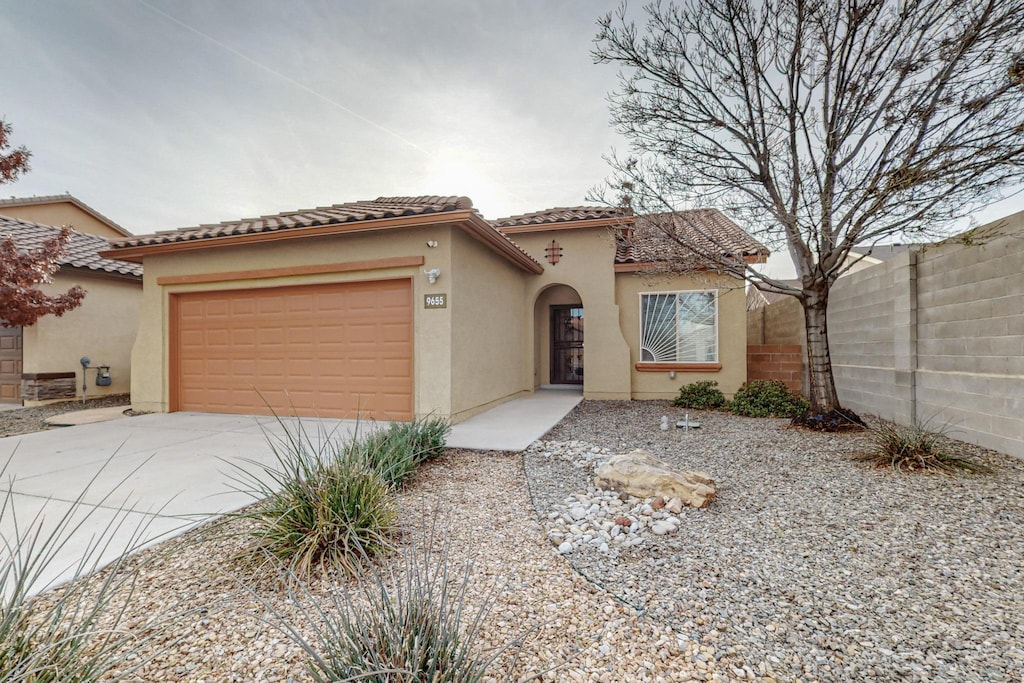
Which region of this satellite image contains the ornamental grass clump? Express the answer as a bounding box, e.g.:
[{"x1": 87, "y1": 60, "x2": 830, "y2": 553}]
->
[
  {"x1": 728, "y1": 379, "x2": 809, "y2": 418},
  {"x1": 231, "y1": 415, "x2": 450, "y2": 579},
  {"x1": 230, "y1": 420, "x2": 397, "y2": 579},
  {"x1": 855, "y1": 419, "x2": 993, "y2": 474},
  {"x1": 360, "y1": 417, "x2": 451, "y2": 488},
  {"x1": 262, "y1": 536, "x2": 508, "y2": 683},
  {"x1": 672, "y1": 380, "x2": 727, "y2": 410}
]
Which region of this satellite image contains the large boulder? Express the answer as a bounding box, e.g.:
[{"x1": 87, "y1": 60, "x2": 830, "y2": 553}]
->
[{"x1": 594, "y1": 449, "x2": 716, "y2": 508}]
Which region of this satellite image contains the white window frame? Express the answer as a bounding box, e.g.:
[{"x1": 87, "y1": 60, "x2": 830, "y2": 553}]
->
[{"x1": 637, "y1": 290, "x2": 719, "y2": 364}]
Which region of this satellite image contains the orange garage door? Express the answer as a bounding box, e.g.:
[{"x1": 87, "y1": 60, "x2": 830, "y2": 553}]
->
[{"x1": 171, "y1": 279, "x2": 413, "y2": 420}]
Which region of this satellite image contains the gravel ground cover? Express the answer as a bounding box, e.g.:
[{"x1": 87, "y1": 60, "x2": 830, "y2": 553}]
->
[
  {"x1": 32, "y1": 447, "x2": 710, "y2": 682},
  {"x1": 16, "y1": 399, "x2": 1024, "y2": 682},
  {"x1": 0, "y1": 394, "x2": 130, "y2": 438},
  {"x1": 526, "y1": 400, "x2": 1024, "y2": 682}
]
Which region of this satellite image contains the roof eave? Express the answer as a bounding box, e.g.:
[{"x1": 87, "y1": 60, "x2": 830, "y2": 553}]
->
[
  {"x1": 57, "y1": 264, "x2": 143, "y2": 282},
  {"x1": 101, "y1": 210, "x2": 544, "y2": 274},
  {"x1": 497, "y1": 215, "x2": 636, "y2": 234},
  {"x1": 461, "y1": 215, "x2": 544, "y2": 274},
  {"x1": 100, "y1": 211, "x2": 480, "y2": 262},
  {"x1": 614, "y1": 253, "x2": 768, "y2": 273}
]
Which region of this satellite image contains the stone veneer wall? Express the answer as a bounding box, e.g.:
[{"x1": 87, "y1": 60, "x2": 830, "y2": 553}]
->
[{"x1": 21, "y1": 372, "x2": 77, "y2": 402}]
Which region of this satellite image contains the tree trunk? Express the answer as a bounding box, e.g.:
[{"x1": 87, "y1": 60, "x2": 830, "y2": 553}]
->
[{"x1": 803, "y1": 286, "x2": 841, "y2": 414}]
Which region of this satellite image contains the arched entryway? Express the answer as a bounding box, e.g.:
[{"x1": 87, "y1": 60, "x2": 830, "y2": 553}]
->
[{"x1": 533, "y1": 284, "x2": 584, "y2": 388}]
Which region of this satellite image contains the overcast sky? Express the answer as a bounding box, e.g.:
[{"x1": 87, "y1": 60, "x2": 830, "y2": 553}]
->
[
  {"x1": 2, "y1": 1, "x2": 627, "y2": 225},
  {"x1": 2, "y1": 1, "x2": 1021, "y2": 280}
]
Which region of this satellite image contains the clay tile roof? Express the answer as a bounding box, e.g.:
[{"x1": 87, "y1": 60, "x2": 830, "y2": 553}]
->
[
  {"x1": 109, "y1": 195, "x2": 475, "y2": 249},
  {"x1": 0, "y1": 215, "x2": 143, "y2": 278},
  {"x1": 491, "y1": 205, "x2": 631, "y2": 229},
  {"x1": 0, "y1": 193, "x2": 133, "y2": 237},
  {"x1": 616, "y1": 209, "x2": 769, "y2": 264}
]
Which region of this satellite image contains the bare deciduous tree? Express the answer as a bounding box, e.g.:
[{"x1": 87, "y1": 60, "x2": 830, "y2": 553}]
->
[{"x1": 593, "y1": 0, "x2": 1024, "y2": 427}]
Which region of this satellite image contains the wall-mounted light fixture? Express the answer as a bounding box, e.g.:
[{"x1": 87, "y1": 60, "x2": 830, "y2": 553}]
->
[
  {"x1": 424, "y1": 267, "x2": 441, "y2": 284},
  {"x1": 426, "y1": 240, "x2": 439, "y2": 248}
]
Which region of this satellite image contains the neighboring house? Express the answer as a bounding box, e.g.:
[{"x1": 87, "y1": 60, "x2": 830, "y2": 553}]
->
[
  {"x1": 103, "y1": 196, "x2": 767, "y2": 423},
  {"x1": 0, "y1": 194, "x2": 133, "y2": 240},
  {"x1": 0, "y1": 216, "x2": 142, "y2": 405}
]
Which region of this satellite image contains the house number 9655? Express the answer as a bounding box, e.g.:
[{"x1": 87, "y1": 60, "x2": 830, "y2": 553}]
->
[{"x1": 424, "y1": 294, "x2": 447, "y2": 309}]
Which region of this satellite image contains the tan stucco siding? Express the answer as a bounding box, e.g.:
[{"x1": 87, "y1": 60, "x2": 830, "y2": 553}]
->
[
  {"x1": 511, "y1": 228, "x2": 631, "y2": 399},
  {"x1": 448, "y1": 231, "x2": 530, "y2": 420},
  {"x1": 0, "y1": 203, "x2": 125, "y2": 239},
  {"x1": 130, "y1": 225, "x2": 458, "y2": 419},
  {"x1": 615, "y1": 271, "x2": 747, "y2": 399},
  {"x1": 22, "y1": 270, "x2": 140, "y2": 403}
]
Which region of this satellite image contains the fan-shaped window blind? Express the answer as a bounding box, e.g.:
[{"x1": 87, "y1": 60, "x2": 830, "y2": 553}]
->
[{"x1": 639, "y1": 291, "x2": 718, "y2": 363}]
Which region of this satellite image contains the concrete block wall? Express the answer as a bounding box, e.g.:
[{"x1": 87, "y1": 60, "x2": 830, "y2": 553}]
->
[
  {"x1": 829, "y1": 253, "x2": 914, "y2": 424},
  {"x1": 827, "y1": 211, "x2": 1024, "y2": 459},
  {"x1": 747, "y1": 295, "x2": 805, "y2": 346},
  {"x1": 747, "y1": 294, "x2": 807, "y2": 395},
  {"x1": 909, "y1": 215, "x2": 1024, "y2": 458}
]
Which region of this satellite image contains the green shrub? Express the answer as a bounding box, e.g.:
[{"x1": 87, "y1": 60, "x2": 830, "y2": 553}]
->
[
  {"x1": 261, "y1": 537, "x2": 509, "y2": 683},
  {"x1": 231, "y1": 421, "x2": 397, "y2": 579},
  {"x1": 855, "y1": 419, "x2": 992, "y2": 474},
  {"x1": 672, "y1": 380, "x2": 727, "y2": 410},
  {"x1": 728, "y1": 379, "x2": 809, "y2": 418}
]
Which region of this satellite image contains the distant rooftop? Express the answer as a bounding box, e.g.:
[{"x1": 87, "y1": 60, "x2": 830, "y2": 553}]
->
[
  {"x1": 0, "y1": 193, "x2": 133, "y2": 237},
  {"x1": 0, "y1": 215, "x2": 142, "y2": 278}
]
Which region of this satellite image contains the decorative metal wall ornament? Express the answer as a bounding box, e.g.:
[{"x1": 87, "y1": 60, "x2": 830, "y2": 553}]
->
[{"x1": 545, "y1": 240, "x2": 563, "y2": 265}]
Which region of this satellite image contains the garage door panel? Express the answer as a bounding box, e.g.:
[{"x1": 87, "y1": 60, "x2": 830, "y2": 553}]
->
[
  {"x1": 286, "y1": 294, "x2": 315, "y2": 313},
  {"x1": 174, "y1": 280, "x2": 412, "y2": 420},
  {"x1": 231, "y1": 298, "x2": 256, "y2": 316}
]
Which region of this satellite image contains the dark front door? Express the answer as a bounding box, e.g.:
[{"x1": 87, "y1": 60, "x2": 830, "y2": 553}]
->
[
  {"x1": 0, "y1": 326, "x2": 23, "y2": 404},
  {"x1": 551, "y1": 305, "x2": 584, "y2": 385}
]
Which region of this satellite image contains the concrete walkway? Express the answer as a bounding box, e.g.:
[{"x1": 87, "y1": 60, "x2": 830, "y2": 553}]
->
[
  {"x1": 0, "y1": 389, "x2": 581, "y2": 592},
  {"x1": 44, "y1": 405, "x2": 130, "y2": 426},
  {"x1": 447, "y1": 387, "x2": 582, "y2": 450}
]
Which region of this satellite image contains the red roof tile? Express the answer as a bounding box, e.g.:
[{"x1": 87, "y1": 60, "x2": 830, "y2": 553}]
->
[
  {"x1": 0, "y1": 215, "x2": 142, "y2": 278},
  {"x1": 616, "y1": 209, "x2": 769, "y2": 264},
  {"x1": 492, "y1": 205, "x2": 631, "y2": 228},
  {"x1": 110, "y1": 196, "x2": 476, "y2": 248}
]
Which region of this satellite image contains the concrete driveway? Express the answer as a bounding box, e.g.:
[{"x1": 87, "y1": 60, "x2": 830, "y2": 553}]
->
[
  {"x1": 0, "y1": 388, "x2": 582, "y2": 593},
  {"x1": 0, "y1": 412, "x2": 365, "y2": 592}
]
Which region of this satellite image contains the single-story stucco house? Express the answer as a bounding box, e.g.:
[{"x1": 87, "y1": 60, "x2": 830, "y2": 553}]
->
[
  {"x1": 0, "y1": 213, "x2": 142, "y2": 405},
  {"x1": 103, "y1": 196, "x2": 767, "y2": 423}
]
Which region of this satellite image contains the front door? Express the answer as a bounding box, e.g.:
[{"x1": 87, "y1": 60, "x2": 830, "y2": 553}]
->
[
  {"x1": 550, "y1": 305, "x2": 584, "y2": 385},
  {"x1": 0, "y1": 326, "x2": 23, "y2": 404}
]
